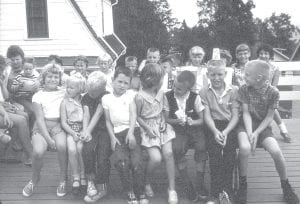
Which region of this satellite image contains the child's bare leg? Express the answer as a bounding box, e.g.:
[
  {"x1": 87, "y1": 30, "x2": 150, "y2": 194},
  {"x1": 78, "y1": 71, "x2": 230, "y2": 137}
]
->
[
  {"x1": 53, "y1": 132, "x2": 68, "y2": 182},
  {"x1": 67, "y1": 136, "x2": 80, "y2": 179},
  {"x1": 145, "y1": 147, "x2": 162, "y2": 184},
  {"x1": 162, "y1": 141, "x2": 176, "y2": 191},
  {"x1": 31, "y1": 133, "x2": 48, "y2": 184},
  {"x1": 238, "y1": 132, "x2": 251, "y2": 176},
  {"x1": 77, "y1": 141, "x2": 86, "y2": 178},
  {"x1": 262, "y1": 137, "x2": 287, "y2": 180}
]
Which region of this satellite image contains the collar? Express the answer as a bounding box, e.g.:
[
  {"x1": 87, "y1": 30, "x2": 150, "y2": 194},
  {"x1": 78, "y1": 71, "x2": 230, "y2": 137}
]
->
[
  {"x1": 140, "y1": 89, "x2": 163, "y2": 104},
  {"x1": 174, "y1": 91, "x2": 190, "y2": 101},
  {"x1": 208, "y1": 82, "x2": 232, "y2": 101},
  {"x1": 249, "y1": 83, "x2": 269, "y2": 95}
]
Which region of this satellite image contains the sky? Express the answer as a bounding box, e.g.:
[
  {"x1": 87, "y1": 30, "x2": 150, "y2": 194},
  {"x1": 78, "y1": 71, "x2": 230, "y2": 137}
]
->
[{"x1": 168, "y1": 0, "x2": 300, "y2": 28}]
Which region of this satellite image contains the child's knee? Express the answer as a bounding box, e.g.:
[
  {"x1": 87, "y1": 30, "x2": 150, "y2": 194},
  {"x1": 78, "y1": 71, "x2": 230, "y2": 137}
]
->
[
  {"x1": 33, "y1": 146, "x2": 46, "y2": 159},
  {"x1": 56, "y1": 141, "x2": 67, "y2": 152},
  {"x1": 68, "y1": 145, "x2": 77, "y2": 156},
  {"x1": 149, "y1": 153, "x2": 162, "y2": 164},
  {"x1": 163, "y1": 148, "x2": 174, "y2": 160}
]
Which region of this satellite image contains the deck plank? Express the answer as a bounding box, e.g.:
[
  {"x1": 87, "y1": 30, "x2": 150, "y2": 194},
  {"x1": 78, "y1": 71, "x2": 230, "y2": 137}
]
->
[{"x1": 0, "y1": 119, "x2": 300, "y2": 203}]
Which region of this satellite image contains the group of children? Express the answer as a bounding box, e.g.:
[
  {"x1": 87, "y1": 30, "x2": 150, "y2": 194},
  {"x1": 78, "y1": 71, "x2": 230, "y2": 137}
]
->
[{"x1": 0, "y1": 43, "x2": 298, "y2": 204}]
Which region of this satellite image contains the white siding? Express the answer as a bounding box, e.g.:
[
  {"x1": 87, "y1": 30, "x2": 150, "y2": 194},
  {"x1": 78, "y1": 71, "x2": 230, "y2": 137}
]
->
[
  {"x1": 103, "y1": 0, "x2": 114, "y2": 35},
  {"x1": 0, "y1": 0, "x2": 108, "y2": 58}
]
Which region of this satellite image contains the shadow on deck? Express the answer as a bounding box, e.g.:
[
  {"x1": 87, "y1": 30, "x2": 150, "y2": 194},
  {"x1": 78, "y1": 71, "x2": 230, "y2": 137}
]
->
[{"x1": 0, "y1": 119, "x2": 300, "y2": 204}]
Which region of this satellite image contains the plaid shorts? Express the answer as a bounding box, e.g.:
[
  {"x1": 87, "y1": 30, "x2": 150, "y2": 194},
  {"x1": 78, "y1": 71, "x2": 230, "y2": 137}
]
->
[{"x1": 67, "y1": 121, "x2": 83, "y2": 133}]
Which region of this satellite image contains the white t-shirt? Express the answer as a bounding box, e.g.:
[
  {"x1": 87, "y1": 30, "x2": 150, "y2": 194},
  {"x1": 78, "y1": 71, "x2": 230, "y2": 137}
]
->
[
  {"x1": 32, "y1": 88, "x2": 65, "y2": 119},
  {"x1": 102, "y1": 90, "x2": 136, "y2": 133}
]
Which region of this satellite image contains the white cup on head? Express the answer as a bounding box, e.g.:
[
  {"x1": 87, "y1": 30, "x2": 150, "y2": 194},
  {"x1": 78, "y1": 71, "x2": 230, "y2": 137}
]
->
[{"x1": 212, "y1": 48, "x2": 221, "y2": 60}]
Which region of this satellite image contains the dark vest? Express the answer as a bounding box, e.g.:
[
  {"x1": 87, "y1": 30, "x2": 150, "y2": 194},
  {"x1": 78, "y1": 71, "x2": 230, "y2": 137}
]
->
[{"x1": 166, "y1": 90, "x2": 199, "y2": 120}]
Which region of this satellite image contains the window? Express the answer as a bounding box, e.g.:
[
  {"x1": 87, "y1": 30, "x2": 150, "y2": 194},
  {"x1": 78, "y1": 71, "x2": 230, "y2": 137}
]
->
[{"x1": 26, "y1": 0, "x2": 49, "y2": 38}]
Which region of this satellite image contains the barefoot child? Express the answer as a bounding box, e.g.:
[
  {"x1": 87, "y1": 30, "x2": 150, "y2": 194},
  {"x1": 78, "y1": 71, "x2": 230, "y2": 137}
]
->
[
  {"x1": 22, "y1": 64, "x2": 67, "y2": 197},
  {"x1": 60, "y1": 74, "x2": 86, "y2": 195},
  {"x1": 135, "y1": 63, "x2": 178, "y2": 204},
  {"x1": 200, "y1": 60, "x2": 239, "y2": 203},
  {"x1": 165, "y1": 70, "x2": 208, "y2": 201},
  {"x1": 103, "y1": 67, "x2": 148, "y2": 204},
  {"x1": 236, "y1": 60, "x2": 299, "y2": 204}
]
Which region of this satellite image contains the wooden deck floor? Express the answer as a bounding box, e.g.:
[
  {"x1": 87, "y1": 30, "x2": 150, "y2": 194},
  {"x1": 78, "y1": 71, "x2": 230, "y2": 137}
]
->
[{"x1": 0, "y1": 119, "x2": 300, "y2": 204}]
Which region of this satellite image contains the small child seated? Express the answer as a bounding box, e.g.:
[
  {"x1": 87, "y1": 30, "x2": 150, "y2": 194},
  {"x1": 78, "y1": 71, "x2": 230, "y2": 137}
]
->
[
  {"x1": 165, "y1": 71, "x2": 208, "y2": 201},
  {"x1": 60, "y1": 73, "x2": 86, "y2": 195},
  {"x1": 236, "y1": 60, "x2": 299, "y2": 204},
  {"x1": 200, "y1": 60, "x2": 239, "y2": 203},
  {"x1": 103, "y1": 67, "x2": 148, "y2": 204}
]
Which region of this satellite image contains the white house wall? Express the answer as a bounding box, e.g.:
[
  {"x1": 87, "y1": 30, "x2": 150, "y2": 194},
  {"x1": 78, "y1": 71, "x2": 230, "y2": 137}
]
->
[{"x1": 0, "y1": 0, "x2": 108, "y2": 57}]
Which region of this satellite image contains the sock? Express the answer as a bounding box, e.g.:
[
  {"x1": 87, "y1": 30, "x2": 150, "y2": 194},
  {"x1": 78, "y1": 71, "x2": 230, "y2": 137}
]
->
[{"x1": 279, "y1": 123, "x2": 288, "y2": 133}]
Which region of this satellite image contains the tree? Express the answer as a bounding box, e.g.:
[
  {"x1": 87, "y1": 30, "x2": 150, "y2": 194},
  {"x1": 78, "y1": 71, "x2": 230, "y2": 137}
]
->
[
  {"x1": 113, "y1": 0, "x2": 175, "y2": 63},
  {"x1": 256, "y1": 13, "x2": 298, "y2": 56}
]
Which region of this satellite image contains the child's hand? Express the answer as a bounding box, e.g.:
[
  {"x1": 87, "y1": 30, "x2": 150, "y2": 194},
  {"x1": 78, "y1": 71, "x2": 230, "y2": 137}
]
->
[
  {"x1": 111, "y1": 136, "x2": 121, "y2": 151},
  {"x1": 146, "y1": 128, "x2": 157, "y2": 138},
  {"x1": 72, "y1": 132, "x2": 80, "y2": 142},
  {"x1": 3, "y1": 112, "x2": 13, "y2": 128},
  {"x1": 221, "y1": 130, "x2": 228, "y2": 147},
  {"x1": 48, "y1": 138, "x2": 56, "y2": 150},
  {"x1": 214, "y1": 130, "x2": 224, "y2": 146},
  {"x1": 80, "y1": 131, "x2": 92, "y2": 142},
  {"x1": 126, "y1": 133, "x2": 136, "y2": 149},
  {"x1": 159, "y1": 122, "x2": 167, "y2": 133},
  {"x1": 250, "y1": 132, "x2": 259, "y2": 155},
  {"x1": 187, "y1": 117, "x2": 194, "y2": 126}
]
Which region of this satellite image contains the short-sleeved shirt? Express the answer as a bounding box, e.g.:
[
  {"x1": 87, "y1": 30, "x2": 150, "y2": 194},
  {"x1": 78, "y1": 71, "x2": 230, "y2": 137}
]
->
[
  {"x1": 32, "y1": 88, "x2": 65, "y2": 119},
  {"x1": 200, "y1": 83, "x2": 239, "y2": 121},
  {"x1": 238, "y1": 84, "x2": 279, "y2": 121},
  {"x1": 12, "y1": 72, "x2": 39, "y2": 100},
  {"x1": 232, "y1": 63, "x2": 246, "y2": 87},
  {"x1": 64, "y1": 97, "x2": 83, "y2": 123},
  {"x1": 82, "y1": 92, "x2": 108, "y2": 131},
  {"x1": 102, "y1": 90, "x2": 136, "y2": 133}
]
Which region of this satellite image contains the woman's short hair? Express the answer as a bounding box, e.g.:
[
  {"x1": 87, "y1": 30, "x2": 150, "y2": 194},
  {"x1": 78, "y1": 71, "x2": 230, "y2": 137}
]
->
[
  {"x1": 73, "y1": 55, "x2": 88, "y2": 67},
  {"x1": 6, "y1": 45, "x2": 25, "y2": 60},
  {"x1": 140, "y1": 63, "x2": 165, "y2": 89},
  {"x1": 41, "y1": 63, "x2": 62, "y2": 86},
  {"x1": 113, "y1": 66, "x2": 132, "y2": 80},
  {"x1": 256, "y1": 43, "x2": 274, "y2": 59}
]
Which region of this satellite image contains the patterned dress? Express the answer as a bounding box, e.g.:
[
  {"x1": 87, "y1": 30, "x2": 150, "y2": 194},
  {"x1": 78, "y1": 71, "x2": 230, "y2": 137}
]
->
[{"x1": 135, "y1": 89, "x2": 175, "y2": 148}]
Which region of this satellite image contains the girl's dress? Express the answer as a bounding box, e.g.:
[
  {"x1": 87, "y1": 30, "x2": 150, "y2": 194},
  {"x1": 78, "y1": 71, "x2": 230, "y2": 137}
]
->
[
  {"x1": 135, "y1": 89, "x2": 175, "y2": 148},
  {"x1": 64, "y1": 97, "x2": 83, "y2": 133}
]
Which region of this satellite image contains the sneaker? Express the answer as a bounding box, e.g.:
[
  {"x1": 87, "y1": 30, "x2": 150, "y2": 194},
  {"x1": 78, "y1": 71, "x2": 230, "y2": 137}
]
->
[
  {"x1": 219, "y1": 191, "x2": 232, "y2": 204},
  {"x1": 22, "y1": 180, "x2": 35, "y2": 197},
  {"x1": 84, "y1": 190, "x2": 107, "y2": 203},
  {"x1": 0, "y1": 131, "x2": 11, "y2": 144},
  {"x1": 281, "y1": 132, "x2": 292, "y2": 143},
  {"x1": 168, "y1": 189, "x2": 178, "y2": 204},
  {"x1": 24, "y1": 158, "x2": 32, "y2": 167},
  {"x1": 206, "y1": 196, "x2": 219, "y2": 204},
  {"x1": 56, "y1": 181, "x2": 67, "y2": 197},
  {"x1": 236, "y1": 182, "x2": 247, "y2": 204},
  {"x1": 145, "y1": 184, "x2": 154, "y2": 197},
  {"x1": 127, "y1": 191, "x2": 139, "y2": 204},
  {"x1": 138, "y1": 194, "x2": 149, "y2": 204},
  {"x1": 87, "y1": 181, "x2": 97, "y2": 197},
  {"x1": 282, "y1": 180, "x2": 299, "y2": 204},
  {"x1": 184, "y1": 182, "x2": 197, "y2": 201},
  {"x1": 72, "y1": 178, "x2": 80, "y2": 196}
]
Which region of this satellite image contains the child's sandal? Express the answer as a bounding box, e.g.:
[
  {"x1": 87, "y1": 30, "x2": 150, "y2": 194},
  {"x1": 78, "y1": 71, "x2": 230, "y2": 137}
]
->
[
  {"x1": 80, "y1": 177, "x2": 87, "y2": 186},
  {"x1": 72, "y1": 178, "x2": 80, "y2": 195}
]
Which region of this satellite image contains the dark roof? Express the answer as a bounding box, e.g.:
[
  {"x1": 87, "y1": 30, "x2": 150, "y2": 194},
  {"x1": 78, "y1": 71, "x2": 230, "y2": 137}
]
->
[{"x1": 69, "y1": 0, "x2": 126, "y2": 60}]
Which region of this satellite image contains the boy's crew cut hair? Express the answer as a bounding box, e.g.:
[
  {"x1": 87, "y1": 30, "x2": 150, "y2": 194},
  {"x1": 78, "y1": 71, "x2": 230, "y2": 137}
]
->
[
  {"x1": 207, "y1": 59, "x2": 226, "y2": 71},
  {"x1": 113, "y1": 66, "x2": 132, "y2": 80},
  {"x1": 48, "y1": 55, "x2": 63, "y2": 66},
  {"x1": 161, "y1": 56, "x2": 174, "y2": 65},
  {"x1": 125, "y1": 56, "x2": 137, "y2": 63},
  {"x1": 73, "y1": 55, "x2": 89, "y2": 67},
  {"x1": 189, "y1": 46, "x2": 205, "y2": 56},
  {"x1": 235, "y1": 43, "x2": 250, "y2": 54},
  {"x1": 256, "y1": 43, "x2": 274, "y2": 59},
  {"x1": 41, "y1": 63, "x2": 62, "y2": 86},
  {"x1": 6, "y1": 45, "x2": 25, "y2": 60},
  {"x1": 86, "y1": 71, "x2": 107, "y2": 90},
  {"x1": 96, "y1": 53, "x2": 113, "y2": 64},
  {"x1": 176, "y1": 71, "x2": 196, "y2": 89},
  {"x1": 147, "y1": 47, "x2": 160, "y2": 54},
  {"x1": 140, "y1": 63, "x2": 165, "y2": 89},
  {"x1": 246, "y1": 60, "x2": 270, "y2": 81}
]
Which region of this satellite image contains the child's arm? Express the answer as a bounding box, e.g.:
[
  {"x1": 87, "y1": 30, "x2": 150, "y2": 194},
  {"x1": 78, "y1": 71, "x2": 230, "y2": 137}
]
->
[
  {"x1": 8, "y1": 78, "x2": 22, "y2": 94},
  {"x1": 187, "y1": 95, "x2": 204, "y2": 126},
  {"x1": 60, "y1": 100, "x2": 79, "y2": 141},
  {"x1": 126, "y1": 100, "x2": 137, "y2": 149},
  {"x1": 0, "y1": 76, "x2": 9, "y2": 100},
  {"x1": 242, "y1": 103, "x2": 253, "y2": 138},
  {"x1": 252, "y1": 108, "x2": 274, "y2": 138},
  {"x1": 135, "y1": 95, "x2": 156, "y2": 138},
  {"x1": 222, "y1": 106, "x2": 239, "y2": 145},
  {"x1": 81, "y1": 105, "x2": 91, "y2": 141},
  {"x1": 165, "y1": 110, "x2": 185, "y2": 125},
  {"x1": 0, "y1": 104, "x2": 13, "y2": 128},
  {"x1": 104, "y1": 108, "x2": 120, "y2": 151},
  {"x1": 203, "y1": 104, "x2": 223, "y2": 146},
  {"x1": 271, "y1": 68, "x2": 280, "y2": 86},
  {"x1": 33, "y1": 102, "x2": 56, "y2": 149}
]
